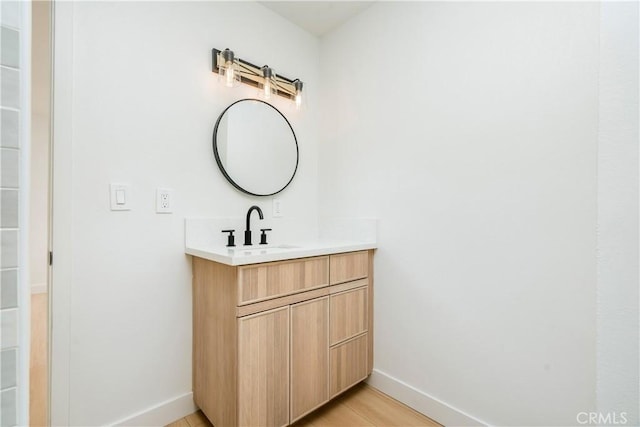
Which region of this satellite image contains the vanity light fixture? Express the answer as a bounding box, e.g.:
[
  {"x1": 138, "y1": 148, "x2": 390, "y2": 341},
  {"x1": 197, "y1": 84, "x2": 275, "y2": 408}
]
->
[{"x1": 212, "y1": 48, "x2": 305, "y2": 109}]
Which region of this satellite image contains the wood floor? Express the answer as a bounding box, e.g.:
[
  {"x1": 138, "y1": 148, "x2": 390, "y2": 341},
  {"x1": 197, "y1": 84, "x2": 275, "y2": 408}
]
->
[
  {"x1": 167, "y1": 383, "x2": 441, "y2": 427},
  {"x1": 30, "y1": 293, "x2": 48, "y2": 427}
]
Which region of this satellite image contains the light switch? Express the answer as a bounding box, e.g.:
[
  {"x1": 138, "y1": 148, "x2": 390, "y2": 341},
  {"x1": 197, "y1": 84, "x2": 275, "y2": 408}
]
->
[
  {"x1": 115, "y1": 189, "x2": 126, "y2": 205},
  {"x1": 110, "y1": 183, "x2": 131, "y2": 211}
]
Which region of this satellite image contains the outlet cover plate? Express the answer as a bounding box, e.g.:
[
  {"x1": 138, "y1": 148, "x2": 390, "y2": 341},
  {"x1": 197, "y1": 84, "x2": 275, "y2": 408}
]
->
[
  {"x1": 156, "y1": 188, "x2": 173, "y2": 214},
  {"x1": 273, "y1": 198, "x2": 283, "y2": 218}
]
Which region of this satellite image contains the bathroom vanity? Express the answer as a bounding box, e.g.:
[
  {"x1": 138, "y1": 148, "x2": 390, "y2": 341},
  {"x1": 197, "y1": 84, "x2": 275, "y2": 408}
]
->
[
  {"x1": 190, "y1": 248, "x2": 374, "y2": 426},
  {"x1": 194, "y1": 96, "x2": 376, "y2": 426}
]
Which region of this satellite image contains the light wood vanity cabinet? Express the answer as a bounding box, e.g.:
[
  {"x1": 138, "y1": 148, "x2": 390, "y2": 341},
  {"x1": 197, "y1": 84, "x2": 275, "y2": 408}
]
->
[{"x1": 193, "y1": 250, "x2": 373, "y2": 427}]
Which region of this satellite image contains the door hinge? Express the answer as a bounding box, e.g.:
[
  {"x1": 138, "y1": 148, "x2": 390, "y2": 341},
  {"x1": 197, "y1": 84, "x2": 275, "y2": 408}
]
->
[{"x1": 49, "y1": 251, "x2": 53, "y2": 266}]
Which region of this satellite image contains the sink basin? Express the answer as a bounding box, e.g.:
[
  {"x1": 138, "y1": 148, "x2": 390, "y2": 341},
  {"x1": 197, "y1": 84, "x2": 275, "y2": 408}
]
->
[
  {"x1": 228, "y1": 244, "x2": 300, "y2": 254},
  {"x1": 269, "y1": 244, "x2": 300, "y2": 249}
]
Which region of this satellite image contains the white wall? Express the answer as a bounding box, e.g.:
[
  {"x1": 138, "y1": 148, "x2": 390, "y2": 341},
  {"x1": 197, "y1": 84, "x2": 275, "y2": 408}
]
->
[
  {"x1": 319, "y1": 3, "x2": 600, "y2": 425},
  {"x1": 52, "y1": 2, "x2": 319, "y2": 425},
  {"x1": 596, "y1": 2, "x2": 639, "y2": 424}
]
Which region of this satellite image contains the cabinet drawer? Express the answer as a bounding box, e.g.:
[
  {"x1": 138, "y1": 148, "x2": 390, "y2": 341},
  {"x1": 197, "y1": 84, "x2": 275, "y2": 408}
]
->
[
  {"x1": 329, "y1": 251, "x2": 368, "y2": 285},
  {"x1": 330, "y1": 286, "x2": 368, "y2": 346},
  {"x1": 329, "y1": 333, "x2": 368, "y2": 398},
  {"x1": 238, "y1": 256, "x2": 329, "y2": 305}
]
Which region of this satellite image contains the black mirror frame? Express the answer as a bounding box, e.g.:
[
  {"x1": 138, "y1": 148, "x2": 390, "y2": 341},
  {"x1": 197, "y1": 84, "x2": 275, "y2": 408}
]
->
[{"x1": 212, "y1": 99, "x2": 300, "y2": 197}]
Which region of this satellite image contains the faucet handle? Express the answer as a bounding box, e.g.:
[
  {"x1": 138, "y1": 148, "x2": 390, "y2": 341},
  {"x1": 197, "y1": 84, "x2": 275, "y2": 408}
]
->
[
  {"x1": 259, "y1": 228, "x2": 272, "y2": 245},
  {"x1": 221, "y1": 229, "x2": 236, "y2": 247}
]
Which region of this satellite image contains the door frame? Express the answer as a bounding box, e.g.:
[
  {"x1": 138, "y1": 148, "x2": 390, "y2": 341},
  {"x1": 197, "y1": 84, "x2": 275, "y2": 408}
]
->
[{"x1": 49, "y1": 1, "x2": 73, "y2": 424}]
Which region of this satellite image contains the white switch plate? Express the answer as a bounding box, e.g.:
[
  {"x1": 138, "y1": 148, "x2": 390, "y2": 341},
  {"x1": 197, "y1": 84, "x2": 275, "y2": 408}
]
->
[
  {"x1": 156, "y1": 188, "x2": 173, "y2": 214},
  {"x1": 273, "y1": 198, "x2": 283, "y2": 218},
  {"x1": 110, "y1": 183, "x2": 131, "y2": 211}
]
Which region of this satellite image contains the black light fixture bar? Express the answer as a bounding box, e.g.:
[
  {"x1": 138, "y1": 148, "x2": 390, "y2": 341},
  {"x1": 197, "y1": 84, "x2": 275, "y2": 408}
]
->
[{"x1": 212, "y1": 48, "x2": 301, "y2": 100}]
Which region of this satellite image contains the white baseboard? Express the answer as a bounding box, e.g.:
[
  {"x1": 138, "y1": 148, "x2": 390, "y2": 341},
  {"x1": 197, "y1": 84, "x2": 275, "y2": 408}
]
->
[
  {"x1": 110, "y1": 392, "x2": 197, "y2": 427},
  {"x1": 108, "y1": 372, "x2": 483, "y2": 426},
  {"x1": 367, "y1": 369, "x2": 489, "y2": 427},
  {"x1": 31, "y1": 282, "x2": 47, "y2": 294}
]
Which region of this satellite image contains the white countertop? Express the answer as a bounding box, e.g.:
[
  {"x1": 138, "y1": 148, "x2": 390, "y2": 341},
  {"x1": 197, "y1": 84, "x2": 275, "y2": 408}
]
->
[
  {"x1": 186, "y1": 240, "x2": 377, "y2": 266},
  {"x1": 185, "y1": 217, "x2": 377, "y2": 266}
]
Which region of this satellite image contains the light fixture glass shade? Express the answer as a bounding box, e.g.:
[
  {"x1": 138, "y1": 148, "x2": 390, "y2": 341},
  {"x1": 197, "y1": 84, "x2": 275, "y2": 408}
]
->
[
  {"x1": 260, "y1": 66, "x2": 278, "y2": 100},
  {"x1": 219, "y1": 49, "x2": 240, "y2": 88},
  {"x1": 293, "y1": 79, "x2": 304, "y2": 111}
]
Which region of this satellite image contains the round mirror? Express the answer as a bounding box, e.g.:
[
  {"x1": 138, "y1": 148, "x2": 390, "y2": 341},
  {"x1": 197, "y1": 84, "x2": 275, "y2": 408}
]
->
[{"x1": 213, "y1": 99, "x2": 299, "y2": 196}]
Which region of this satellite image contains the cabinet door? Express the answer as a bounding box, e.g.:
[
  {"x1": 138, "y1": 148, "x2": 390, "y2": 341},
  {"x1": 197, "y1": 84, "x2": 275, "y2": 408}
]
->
[
  {"x1": 238, "y1": 306, "x2": 290, "y2": 427},
  {"x1": 330, "y1": 333, "x2": 368, "y2": 398},
  {"x1": 290, "y1": 297, "x2": 329, "y2": 422}
]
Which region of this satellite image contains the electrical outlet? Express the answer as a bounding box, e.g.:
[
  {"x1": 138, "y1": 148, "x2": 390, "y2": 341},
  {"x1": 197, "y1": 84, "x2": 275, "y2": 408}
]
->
[
  {"x1": 156, "y1": 188, "x2": 173, "y2": 214},
  {"x1": 273, "y1": 198, "x2": 283, "y2": 218}
]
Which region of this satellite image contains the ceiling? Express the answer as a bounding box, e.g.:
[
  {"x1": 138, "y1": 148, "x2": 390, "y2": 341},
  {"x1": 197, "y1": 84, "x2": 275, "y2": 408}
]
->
[{"x1": 259, "y1": 2, "x2": 374, "y2": 37}]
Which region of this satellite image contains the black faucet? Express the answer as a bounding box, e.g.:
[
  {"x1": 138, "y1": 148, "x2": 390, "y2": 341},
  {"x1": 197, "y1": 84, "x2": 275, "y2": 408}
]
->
[{"x1": 244, "y1": 205, "x2": 264, "y2": 246}]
